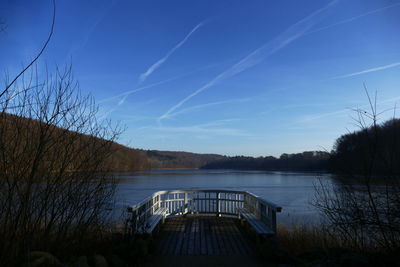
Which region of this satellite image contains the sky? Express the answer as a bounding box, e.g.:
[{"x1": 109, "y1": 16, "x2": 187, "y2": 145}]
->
[{"x1": 1, "y1": 0, "x2": 400, "y2": 157}]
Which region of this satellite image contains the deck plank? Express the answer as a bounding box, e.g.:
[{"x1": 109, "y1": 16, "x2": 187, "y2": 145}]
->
[
  {"x1": 158, "y1": 218, "x2": 174, "y2": 255},
  {"x1": 221, "y1": 217, "x2": 237, "y2": 254},
  {"x1": 200, "y1": 218, "x2": 207, "y2": 255},
  {"x1": 174, "y1": 218, "x2": 185, "y2": 255},
  {"x1": 188, "y1": 218, "x2": 195, "y2": 255},
  {"x1": 204, "y1": 219, "x2": 214, "y2": 255},
  {"x1": 228, "y1": 218, "x2": 246, "y2": 254},
  {"x1": 164, "y1": 218, "x2": 177, "y2": 255},
  {"x1": 157, "y1": 217, "x2": 253, "y2": 256},
  {"x1": 168, "y1": 217, "x2": 181, "y2": 254},
  {"x1": 182, "y1": 218, "x2": 191, "y2": 255},
  {"x1": 215, "y1": 218, "x2": 228, "y2": 255},
  {"x1": 209, "y1": 218, "x2": 220, "y2": 255},
  {"x1": 194, "y1": 218, "x2": 200, "y2": 255}
]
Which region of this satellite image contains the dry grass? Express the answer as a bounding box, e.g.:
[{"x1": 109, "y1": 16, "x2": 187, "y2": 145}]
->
[{"x1": 277, "y1": 223, "x2": 341, "y2": 256}]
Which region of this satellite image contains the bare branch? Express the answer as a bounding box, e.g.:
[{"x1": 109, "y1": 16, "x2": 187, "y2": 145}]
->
[{"x1": 0, "y1": 0, "x2": 56, "y2": 99}]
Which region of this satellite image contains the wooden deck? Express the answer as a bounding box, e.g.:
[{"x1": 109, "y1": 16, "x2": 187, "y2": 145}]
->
[{"x1": 156, "y1": 217, "x2": 254, "y2": 256}]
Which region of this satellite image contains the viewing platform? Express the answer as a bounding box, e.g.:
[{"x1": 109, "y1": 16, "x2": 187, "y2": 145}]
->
[{"x1": 126, "y1": 190, "x2": 282, "y2": 256}]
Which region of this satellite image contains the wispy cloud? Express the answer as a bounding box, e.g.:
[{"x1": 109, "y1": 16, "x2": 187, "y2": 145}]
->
[
  {"x1": 331, "y1": 62, "x2": 400, "y2": 79},
  {"x1": 298, "y1": 109, "x2": 348, "y2": 123},
  {"x1": 98, "y1": 74, "x2": 185, "y2": 105},
  {"x1": 306, "y1": 2, "x2": 400, "y2": 35},
  {"x1": 66, "y1": 0, "x2": 119, "y2": 58},
  {"x1": 119, "y1": 115, "x2": 156, "y2": 123},
  {"x1": 164, "y1": 98, "x2": 251, "y2": 120},
  {"x1": 195, "y1": 118, "x2": 242, "y2": 127},
  {"x1": 97, "y1": 107, "x2": 117, "y2": 122},
  {"x1": 296, "y1": 95, "x2": 400, "y2": 123},
  {"x1": 140, "y1": 120, "x2": 249, "y2": 137},
  {"x1": 99, "y1": 61, "x2": 225, "y2": 107},
  {"x1": 139, "y1": 20, "x2": 207, "y2": 83},
  {"x1": 96, "y1": 62, "x2": 225, "y2": 119},
  {"x1": 379, "y1": 96, "x2": 400, "y2": 105},
  {"x1": 158, "y1": 1, "x2": 337, "y2": 122}
]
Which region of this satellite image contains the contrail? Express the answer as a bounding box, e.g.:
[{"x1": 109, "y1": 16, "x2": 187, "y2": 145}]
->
[
  {"x1": 158, "y1": 1, "x2": 338, "y2": 122},
  {"x1": 98, "y1": 62, "x2": 222, "y2": 105},
  {"x1": 165, "y1": 98, "x2": 251, "y2": 120},
  {"x1": 98, "y1": 75, "x2": 184, "y2": 104},
  {"x1": 331, "y1": 62, "x2": 400, "y2": 79},
  {"x1": 306, "y1": 2, "x2": 400, "y2": 35},
  {"x1": 97, "y1": 63, "x2": 225, "y2": 119},
  {"x1": 139, "y1": 20, "x2": 207, "y2": 83}
]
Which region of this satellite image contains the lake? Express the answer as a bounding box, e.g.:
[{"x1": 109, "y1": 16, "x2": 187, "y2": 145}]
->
[{"x1": 115, "y1": 169, "x2": 333, "y2": 226}]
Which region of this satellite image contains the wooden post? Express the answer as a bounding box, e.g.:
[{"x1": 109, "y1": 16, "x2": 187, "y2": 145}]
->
[
  {"x1": 216, "y1": 192, "x2": 220, "y2": 217},
  {"x1": 271, "y1": 209, "x2": 277, "y2": 234},
  {"x1": 184, "y1": 192, "x2": 188, "y2": 215},
  {"x1": 152, "y1": 197, "x2": 155, "y2": 215}
]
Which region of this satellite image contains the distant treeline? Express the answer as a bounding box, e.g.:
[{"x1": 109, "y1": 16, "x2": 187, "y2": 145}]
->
[{"x1": 200, "y1": 151, "x2": 330, "y2": 171}]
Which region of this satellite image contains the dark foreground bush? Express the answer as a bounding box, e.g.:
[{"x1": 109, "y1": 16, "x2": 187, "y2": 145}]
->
[
  {"x1": 16, "y1": 229, "x2": 157, "y2": 266},
  {"x1": 258, "y1": 223, "x2": 400, "y2": 266},
  {"x1": 0, "y1": 65, "x2": 121, "y2": 265}
]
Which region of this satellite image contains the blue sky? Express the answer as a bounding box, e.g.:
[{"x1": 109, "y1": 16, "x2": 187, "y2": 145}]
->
[{"x1": 1, "y1": 0, "x2": 400, "y2": 156}]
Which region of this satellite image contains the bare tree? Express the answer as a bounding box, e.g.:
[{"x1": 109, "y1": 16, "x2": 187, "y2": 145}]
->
[
  {"x1": 313, "y1": 89, "x2": 400, "y2": 251},
  {"x1": 0, "y1": 64, "x2": 121, "y2": 264},
  {"x1": 0, "y1": 1, "x2": 127, "y2": 264}
]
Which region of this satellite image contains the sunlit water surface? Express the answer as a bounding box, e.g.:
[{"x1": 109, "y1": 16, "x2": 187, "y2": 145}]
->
[{"x1": 114, "y1": 169, "x2": 333, "y2": 226}]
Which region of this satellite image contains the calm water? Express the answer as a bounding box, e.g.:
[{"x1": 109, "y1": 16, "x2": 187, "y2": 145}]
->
[{"x1": 115, "y1": 169, "x2": 333, "y2": 226}]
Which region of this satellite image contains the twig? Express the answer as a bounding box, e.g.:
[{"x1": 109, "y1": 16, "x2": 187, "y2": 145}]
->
[{"x1": 0, "y1": 0, "x2": 56, "y2": 99}]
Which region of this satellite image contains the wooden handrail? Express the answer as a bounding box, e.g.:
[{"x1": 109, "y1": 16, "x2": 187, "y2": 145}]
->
[{"x1": 126, "y1": 189, "x2": 282, "y2": 235}]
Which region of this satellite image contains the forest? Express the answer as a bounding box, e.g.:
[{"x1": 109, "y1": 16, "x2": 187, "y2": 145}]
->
[
  {"x1": 201, "y1": 151, "x2": 330, "y2": 171},
  {"x1": 329, "y1": 118, "x2": 400, "y2": 175}
]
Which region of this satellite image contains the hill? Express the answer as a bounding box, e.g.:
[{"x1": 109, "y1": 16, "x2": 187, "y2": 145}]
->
[
  {"x1": 110, "y1": 147, "x2": 227, "y2": 170},
  {"x1": 145, "y1": 150, "x2": 226, "y2": 169}
]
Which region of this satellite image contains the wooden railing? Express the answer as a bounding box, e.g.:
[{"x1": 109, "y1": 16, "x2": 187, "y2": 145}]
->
[{"x1": 127, "y1": 189, "x2": 282, "y2": 235}]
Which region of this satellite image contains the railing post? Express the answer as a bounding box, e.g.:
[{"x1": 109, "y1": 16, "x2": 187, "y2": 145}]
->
[
  {"x1": 236, "y1": 193, "x2": 239, "y2": 216},
  {"x1": 132, "y1": 209, "x2": 138, "y2": 234},
  {"x1": 272, "y1": 209, "x2": 277, "y2": 233},
  {"x1": 152, "y1": 197, "x2": 155, "y2": 215},
  {"x1": 216, "y1": 192, "x2": 220, "y2": 217},
  {"x1": 244, "y1": 193, "x2": 249, "y2": 211},
  {"x1": 184, "y1": 192, "x2": 188, "y2": 215}
]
